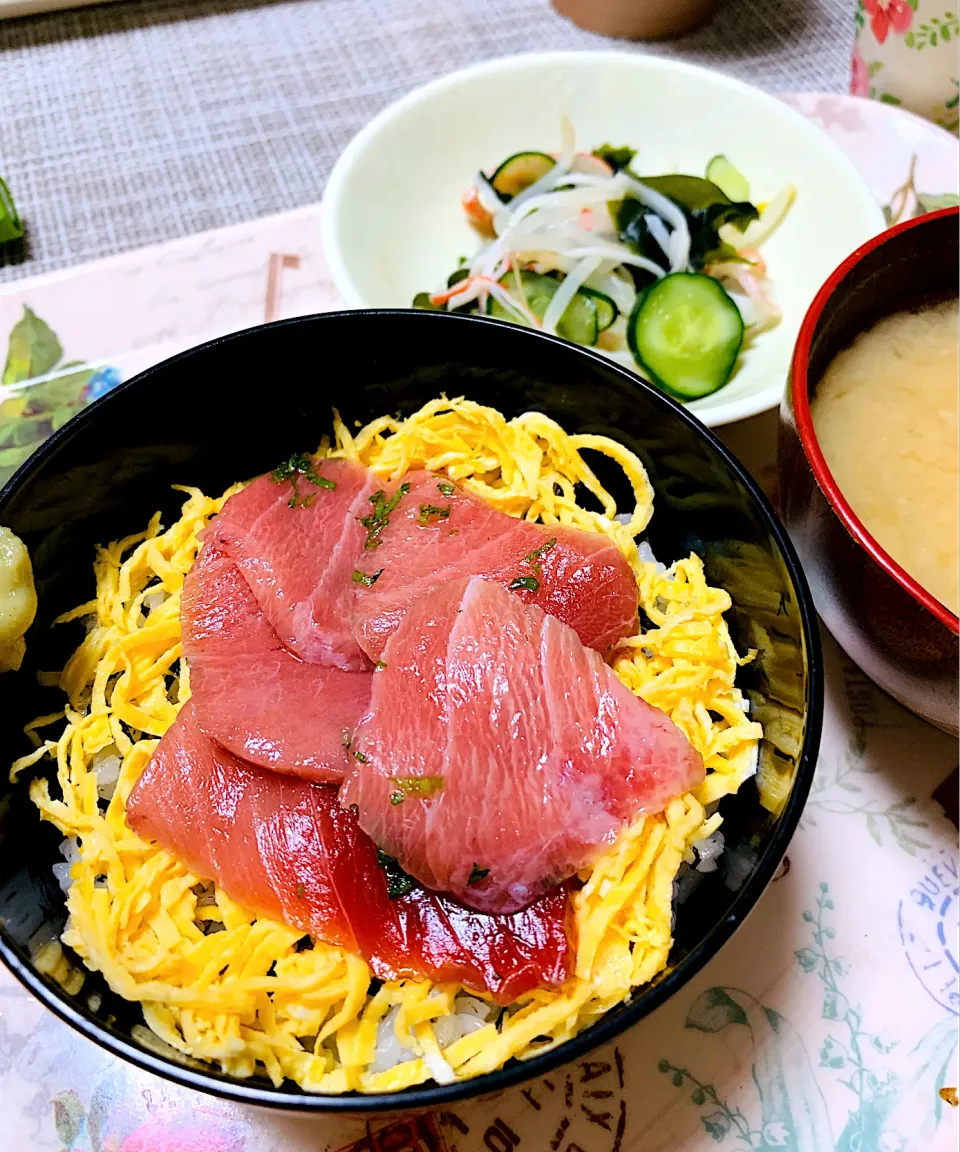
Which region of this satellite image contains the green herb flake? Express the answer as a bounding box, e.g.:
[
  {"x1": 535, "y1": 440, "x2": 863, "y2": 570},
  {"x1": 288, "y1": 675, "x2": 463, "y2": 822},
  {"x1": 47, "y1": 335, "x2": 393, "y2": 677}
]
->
[
  {"x1": 389, "y1": 791, "x2": 406, "y2": 806},
  {"x1": 376, "y1": 850, "x2": 416, "y2": 898},
  {"x1": 509, "y1": 575, "x2": 540, "y2": 593},
  {"x1": 354, "y1": 750, "x2": 368, "y2": 763},
  {"x1": 361, "y1": 483, "x2": 410, "y2": 549},
  {"x1": 522, "y1": 536, "x2": 557, "y2": 576},
  {"x1": 271, "y1": 452, "x2": 337, "y2": 509},
  {"x1": 437, "y1": 481, "x2": 456, "y2": 497},
  {"x1": 390, "y1": 776, "x2": 445, "y2": 799},
  {"x1": 375, "y1": 660, "x2": 388, "y2": 671},
  {"x1": 352, "y1": 568, "x2": 384, "y2": 587},
  {"x1": 417, "y1": 503, "x2": 451, "y2": 526},
  {"x1": 468, "y1": 864, "x2": 490, "y2": 885},
  {"x1": 341, "y1": 729, "x2": 351, "y2": 748},
  {"x1": 388, "y1": 876, "x2": 415, "y2": 899}
]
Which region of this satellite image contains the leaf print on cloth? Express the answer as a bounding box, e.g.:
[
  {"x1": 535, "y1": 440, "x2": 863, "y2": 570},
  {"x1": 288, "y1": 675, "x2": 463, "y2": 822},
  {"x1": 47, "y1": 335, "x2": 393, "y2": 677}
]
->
[
  {"x1": 937, "y1": 79, "x2": 960, "y2": 130},
  {"x1": 796, "y1": 883, "x2": 914, "y2": 1152},
  {"x1": 661, "y1": 984, "x2": 833, "y2": 1150},
  {"x1": 0, "y1": 306, "x2": 122, "y2": 486},
  {"x1": 804, "y1": 739, "x2": 931, "y2": 856},
  {"x1": 904, "y1": 11, "x2": 959, "y2": 47},
  {"x1": 52, "y1": 1089, "x2": 86, "y2": 1150},
  {"x1": 864, "y1": 0, "x2": 916, "y2": 44}
]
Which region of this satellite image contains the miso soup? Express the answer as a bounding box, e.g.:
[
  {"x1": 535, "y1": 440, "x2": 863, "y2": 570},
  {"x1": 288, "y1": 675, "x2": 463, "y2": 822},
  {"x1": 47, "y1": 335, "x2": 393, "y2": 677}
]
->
[{"x1": 810, "y1": 298, "x2": 959, "y2": 616}]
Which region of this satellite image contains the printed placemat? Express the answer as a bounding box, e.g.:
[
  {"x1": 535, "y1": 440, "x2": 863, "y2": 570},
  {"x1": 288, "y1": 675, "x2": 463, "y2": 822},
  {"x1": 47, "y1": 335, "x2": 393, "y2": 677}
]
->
[{"x1": 1, "y1": 101, "x2": 957, "y2": 1152}]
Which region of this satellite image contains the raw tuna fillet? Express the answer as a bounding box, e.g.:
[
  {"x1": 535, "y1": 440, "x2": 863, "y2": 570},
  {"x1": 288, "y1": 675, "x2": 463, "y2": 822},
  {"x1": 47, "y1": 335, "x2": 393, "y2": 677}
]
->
[
  {"x1": 212, "y1": 457, "x2": 378, "y2": 670},
  {"x1": 351, "y1": 471, "x2": 639, "y2": 661},
  {"x1": 126, "y1": 705, "x2": 573, "y2": 1003},
  {"x1": 343, "y1": 576, "x2": 704, "y2": 915},
  {"x1": 181, "y1": 537, "x2": 371, "y2": 783}
]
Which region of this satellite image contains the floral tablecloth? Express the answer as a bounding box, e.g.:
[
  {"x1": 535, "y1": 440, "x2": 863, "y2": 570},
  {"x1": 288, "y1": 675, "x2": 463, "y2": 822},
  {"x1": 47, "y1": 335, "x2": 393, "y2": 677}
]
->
[{"x1": 1, "y1": 137, "x2": 958, "y2": 1152}]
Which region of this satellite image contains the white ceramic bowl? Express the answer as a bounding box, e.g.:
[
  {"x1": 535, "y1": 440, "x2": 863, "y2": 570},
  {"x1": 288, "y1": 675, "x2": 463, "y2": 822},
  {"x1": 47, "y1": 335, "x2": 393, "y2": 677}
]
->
[{"x1": 322, "y1": 51, "x2": 884, "y2": 427}]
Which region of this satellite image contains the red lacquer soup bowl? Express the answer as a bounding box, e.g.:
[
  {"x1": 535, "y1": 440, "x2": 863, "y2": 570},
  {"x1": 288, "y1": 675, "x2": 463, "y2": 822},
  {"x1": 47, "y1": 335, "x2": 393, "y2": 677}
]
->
[{"x1": 779, "y1": 207, "x2": 958, "y2": 735}]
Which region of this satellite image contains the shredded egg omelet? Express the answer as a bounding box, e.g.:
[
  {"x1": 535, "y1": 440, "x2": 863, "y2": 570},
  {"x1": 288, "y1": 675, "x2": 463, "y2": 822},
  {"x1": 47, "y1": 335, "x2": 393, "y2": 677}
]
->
[{"x1": 11, "y1": 398, "x2": 761, "y2": 1093}]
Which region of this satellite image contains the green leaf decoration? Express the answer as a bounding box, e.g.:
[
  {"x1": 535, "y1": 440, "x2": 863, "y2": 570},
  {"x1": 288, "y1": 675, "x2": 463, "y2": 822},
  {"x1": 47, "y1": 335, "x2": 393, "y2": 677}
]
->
[
  {"x1": 0, "y1": 175, "x2": 23, "y2": 244},
  {"x1": 795, "y1": 946, "x2": 818, "y2": 974},
  {"x1": 821, "y1": 987, "x2": 849, "y2": 1021},
  {"x1": 917, "y1": 192, "x2": 960, "y2": 214},
  {"x1": 905, "y1": 31, "x2": 916, "y2": 45},
  {"x1": 762, "y1": 1005, "x2": 787, "y2": 1034},
  {"x1": 0, "y1": 411, "x2": 50, "y2": 449},
  {"x1": 870, "y1": 1031, "x2": 899, "y2": 1054},
  {"x1": 3, "y1": 306, "x2": 63, "y2": 386},
  {"x1": 701, "y1": 1111, "x2": 731, "y2": 1142},
  {"x1": 685, "y1": 986, "x2": 749, "y2": 1032},
  {"x1": 23, "y1": 365, "x2": 92, "y2": 412},
  {"x1": 0, "y1": 443, "x2": 39, "y2": 483},
  {"x1": 818, "y1": 1037, "x2": 847, "y2": 1069},
  {"x1": 52, "y1": 1089, "x2": 85, "y2": 1147},
  {"x1": 868, "y1": 60, "x2": 884, "y2": 77}
]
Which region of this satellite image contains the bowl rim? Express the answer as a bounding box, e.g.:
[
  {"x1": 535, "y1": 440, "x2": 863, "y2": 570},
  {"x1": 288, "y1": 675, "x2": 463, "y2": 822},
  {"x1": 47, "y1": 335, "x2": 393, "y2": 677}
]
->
[
  {"x1": 319, "y1": 49, "x2": 884, "y2": 429},
  {"x1": 0, "y1": 309, "x2": 824, "y2": 1113},
  {"x1": 790, "y1": 205, "x2": 960, "y2": 637}
]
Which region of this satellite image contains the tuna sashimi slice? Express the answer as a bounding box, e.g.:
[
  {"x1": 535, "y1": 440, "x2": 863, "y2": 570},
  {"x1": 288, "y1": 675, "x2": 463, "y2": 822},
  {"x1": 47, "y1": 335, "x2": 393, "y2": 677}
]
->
[
  {"x1": 343, "y1": 576, "x2": 704, "y2": 915},
  {"x1": 212, "y1": 457, "x2": 378, "y2": 670},
  {"x1": 182, "y1": 537, "x2": 371, "y2": 783},
  {"x1": 126, "y1": 705, "x2": 572, "y2": 1003},
  {"x1": 351, "y1": 471, "x2": 639, "y2": 661},
  {"x1": 126, "y1": 703, "x2": 355, "y2": 948}
]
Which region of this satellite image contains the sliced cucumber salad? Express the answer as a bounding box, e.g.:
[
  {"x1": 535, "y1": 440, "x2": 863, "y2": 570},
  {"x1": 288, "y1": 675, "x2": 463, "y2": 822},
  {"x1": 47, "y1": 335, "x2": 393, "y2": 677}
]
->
[
  {"x1": 413, "y1": 127, "x2": 794, "y2": 403},
  {"x1": 628, "y1": 273, "x2": 744, "y2": 400}
]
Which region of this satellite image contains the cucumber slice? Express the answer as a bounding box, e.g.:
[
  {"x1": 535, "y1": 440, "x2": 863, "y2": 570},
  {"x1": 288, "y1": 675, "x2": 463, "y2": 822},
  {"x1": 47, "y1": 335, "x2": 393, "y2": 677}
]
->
[
  {"x1": 487, "y1": 270, "x2": 599, "y2": 346},
  {"x1": 627, "y1": 273, "x2": 744, "y2": 400},
  {"x1": 489, "y1": 152, "x2": 555, "y2": 200},
  {"x1": 705, "y1": 155, "x2": 750, "y2": 203},
  {"x1": 580, "y1": 286, "x2": 618, "y2": 332}
]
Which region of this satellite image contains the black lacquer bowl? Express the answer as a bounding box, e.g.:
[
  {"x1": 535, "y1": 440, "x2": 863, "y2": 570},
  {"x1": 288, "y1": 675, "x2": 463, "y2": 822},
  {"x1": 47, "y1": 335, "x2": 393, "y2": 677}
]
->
[{"x1": 0, "y1": 311, "x2": 823, "y2": 1113}]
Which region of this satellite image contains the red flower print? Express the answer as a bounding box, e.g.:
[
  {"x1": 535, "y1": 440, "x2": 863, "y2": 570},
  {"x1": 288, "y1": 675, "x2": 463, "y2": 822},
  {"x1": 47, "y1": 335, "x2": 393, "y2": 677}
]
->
[
  {"x1": 864, "y1": 0, "x2": 914, "y2": 44},
  {"x1": 850, "y1": 45, "x2": 871, "y2": 97},
  {"x1": 118, "y1": 1121, "x2": 245, "y2": 1152}
]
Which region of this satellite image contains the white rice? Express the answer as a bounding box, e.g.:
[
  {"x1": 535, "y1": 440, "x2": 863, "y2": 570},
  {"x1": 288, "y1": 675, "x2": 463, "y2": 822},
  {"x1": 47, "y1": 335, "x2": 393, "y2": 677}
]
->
[
  {"x1": 91, "y1": 746, "x2": 122, "y2": 801},
  {"x1": 369, "y1": 995, "x2": 493, "y2": 1076},
  {"x1": 692, "y1": 830, "x2": 725, "y2": 873},
  {"x1": 51, "y1": 862, "x2": 73, "y2": 894},
  {"x1": 52, "y1": 836, "x2": 82, "y2": 893},
  {"x1": 636, "y1": 538, "x2": 667, "y2": 574}
]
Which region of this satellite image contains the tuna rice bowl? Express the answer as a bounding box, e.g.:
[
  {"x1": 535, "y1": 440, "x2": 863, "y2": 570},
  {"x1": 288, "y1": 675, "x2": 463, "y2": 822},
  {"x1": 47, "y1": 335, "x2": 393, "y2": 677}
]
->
[{"x1": 9, "y1": 394, "x2": 768, "y2": 1095}]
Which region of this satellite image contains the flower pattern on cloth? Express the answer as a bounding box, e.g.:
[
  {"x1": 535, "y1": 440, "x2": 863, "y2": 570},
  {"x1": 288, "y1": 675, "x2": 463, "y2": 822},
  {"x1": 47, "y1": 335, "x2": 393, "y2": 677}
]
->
[
  {"x1": 864, "y1": 0, "x2": 916, "y2": 44},
  {"x1": 851, "y1": 45, "x2": 872, "y2": 97}
]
